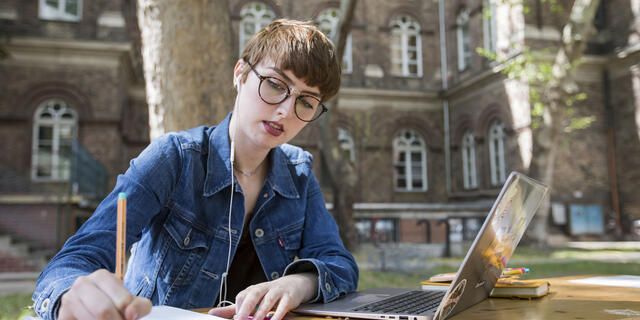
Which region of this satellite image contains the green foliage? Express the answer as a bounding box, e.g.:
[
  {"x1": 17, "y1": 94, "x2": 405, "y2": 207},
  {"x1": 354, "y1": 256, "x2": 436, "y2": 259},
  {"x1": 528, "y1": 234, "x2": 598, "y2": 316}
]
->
[
  {"x1": 479, "y1": 0, "x2": 595, "y2": 134},
  {"x1": 477, "y1": 41, "x2": 593, "y2": 133},
  {"x1": 565, "y1": 115, "x2": 596, "y2": 132},
  {"x1": 0, "y1": 293, "x2": 35, "y2": 320},
  {"x1": 497, "y1": 0, "x2": 563, "y2": 14}
]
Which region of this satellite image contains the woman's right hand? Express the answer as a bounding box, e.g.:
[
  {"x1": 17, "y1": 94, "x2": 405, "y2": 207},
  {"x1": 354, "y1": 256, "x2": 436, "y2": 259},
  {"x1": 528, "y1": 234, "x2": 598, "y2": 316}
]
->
[{"x1": 58, "y1": 269, "x2": 152, "y2": 320}]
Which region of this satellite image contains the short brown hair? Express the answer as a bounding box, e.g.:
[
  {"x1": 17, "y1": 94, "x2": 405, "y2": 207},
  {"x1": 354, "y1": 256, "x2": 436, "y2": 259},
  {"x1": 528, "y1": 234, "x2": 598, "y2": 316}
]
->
[{"x1": 240, "y1": 19, "x2": 341, "y2": 101}]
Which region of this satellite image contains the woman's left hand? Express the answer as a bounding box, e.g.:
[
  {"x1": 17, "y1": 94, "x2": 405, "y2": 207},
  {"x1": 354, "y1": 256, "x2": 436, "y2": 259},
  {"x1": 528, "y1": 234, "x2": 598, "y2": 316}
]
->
[{"x1": 208, "y1": 272, "x2": 318, "y2": 320}]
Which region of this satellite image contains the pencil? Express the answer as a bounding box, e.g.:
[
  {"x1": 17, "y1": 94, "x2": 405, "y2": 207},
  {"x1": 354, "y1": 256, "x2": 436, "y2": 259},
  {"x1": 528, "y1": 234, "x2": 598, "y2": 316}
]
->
[{"x1": 116, "y1": 192, "x2": 127, "y2": 279}]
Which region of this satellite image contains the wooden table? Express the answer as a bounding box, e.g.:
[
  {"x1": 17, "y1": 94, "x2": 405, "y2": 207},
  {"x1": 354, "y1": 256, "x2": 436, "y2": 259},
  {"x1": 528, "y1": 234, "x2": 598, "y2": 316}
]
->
[
  {"x1": 449, "y1": 275, "x2": 640, "y2": 319},
  {"x1": 197, "y1": 275, "x2": 640, "y2": 320}
]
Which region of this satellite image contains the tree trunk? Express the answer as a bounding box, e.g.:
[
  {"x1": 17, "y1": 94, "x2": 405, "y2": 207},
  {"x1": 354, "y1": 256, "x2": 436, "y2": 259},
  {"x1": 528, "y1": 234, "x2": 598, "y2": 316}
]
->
[
  {"x1": 527, "y1": 0, "x2": 601, "y2": 245},
  {"x1": 137, "y1": 0, "x2": 235, "y2": 139},
  {"x1": 317, "y1": 0, "x2": 358, "y2": 251}
]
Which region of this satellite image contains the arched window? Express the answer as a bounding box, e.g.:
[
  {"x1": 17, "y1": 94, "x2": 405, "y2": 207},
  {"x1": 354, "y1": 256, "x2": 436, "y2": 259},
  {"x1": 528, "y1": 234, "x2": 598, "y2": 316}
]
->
[
  {"x1": 462, "y1": 131, "x2": 478, "y2": 189},
  {"x1": 483, "y1": 0, "x2": 497, "y2": 52},
  {"x1": 338, "y1": 127, "x2": 355, "y2": 162},
  {"x1": 456, "y1": 8, "x2": 471, "y2": 71},
  {"x1": 488, "y1": 120, "x2": 506, "y2": 186},
  {"x1": 390, "y1": 15, "x2": 422, "y2": 77},
  {"x1": 393, "y1": 129, "x2": 427, "y2": 191},
  {"x1": 317, "y1": 7, "x2": 353, "y2": 73},
  {"x1": 32, "y1": 99, "x2": 78, "y2": 181},
  {"x1": 239, "y1": 2, "x2": 275, "y2": 55}
]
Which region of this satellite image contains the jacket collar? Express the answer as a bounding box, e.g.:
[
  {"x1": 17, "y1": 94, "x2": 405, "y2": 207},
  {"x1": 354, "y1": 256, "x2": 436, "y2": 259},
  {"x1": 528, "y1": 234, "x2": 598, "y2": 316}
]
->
[{"x1": 203, "y1": 113, "x2": 299, "y2": 199}]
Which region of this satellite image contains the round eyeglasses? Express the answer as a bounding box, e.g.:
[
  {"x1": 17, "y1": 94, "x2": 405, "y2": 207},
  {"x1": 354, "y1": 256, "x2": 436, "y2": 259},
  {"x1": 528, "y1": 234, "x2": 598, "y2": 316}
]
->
[{"x1": 247, "y1": 62, "x2": 328, "y2": 122}]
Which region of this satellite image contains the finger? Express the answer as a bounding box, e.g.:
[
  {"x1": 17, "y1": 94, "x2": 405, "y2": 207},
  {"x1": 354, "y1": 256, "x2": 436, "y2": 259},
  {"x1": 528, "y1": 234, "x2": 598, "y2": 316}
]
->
[
  {"x1": 235, "y1": 286, "x2": 265, "y2": 320},
  {"x1": 59, "y1": 290, "x2": 92, "y2": 320},
  {"x1": 74, "y1": 276, "x2": 124, "y2": 320},
  {"x1": 269, "y1": 295, "x2": 293, "y2": 320},
  {"x1": 208, "y1": 304, "x2": 236, "y2": 318},
  {"x1": 89, "y1": 269, "x2": 134, "y2": 312},
  {"x1": 124, "y1": 296, "x2": 152, "y2": 320},
  {"x1": 253, "y1": 290, "x2": 280, "y2": 320}
]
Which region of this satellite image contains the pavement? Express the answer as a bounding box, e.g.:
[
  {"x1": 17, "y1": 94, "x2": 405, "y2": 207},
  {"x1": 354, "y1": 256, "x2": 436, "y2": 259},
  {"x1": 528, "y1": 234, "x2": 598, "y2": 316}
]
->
[{"x1": 0, "y1": 272, "x2": 39, "y2": 296}]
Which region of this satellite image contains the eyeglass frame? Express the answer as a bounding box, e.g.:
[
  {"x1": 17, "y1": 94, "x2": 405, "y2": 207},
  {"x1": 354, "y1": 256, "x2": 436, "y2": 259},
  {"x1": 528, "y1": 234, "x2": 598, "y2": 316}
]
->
[{"x1": 245, "y1": 61, "x2": 328, "y2": 122}]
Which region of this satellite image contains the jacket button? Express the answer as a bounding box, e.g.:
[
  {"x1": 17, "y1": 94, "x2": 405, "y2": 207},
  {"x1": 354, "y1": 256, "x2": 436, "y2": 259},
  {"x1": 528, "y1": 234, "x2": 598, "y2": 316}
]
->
[
  {"x1": 263, "y1": 193, "x2": 268, "y2": 198},
  {"x1": 325, "y1": 283, "x2": 332, "y2": 292},
  {"x1": 255, "y1": 229, "x2": 264, "y2": 238},
  {"x1": 40, "y1": 298, "x2": 50, "y2": 313},
  {"x1": 271, "y1": 271, "x2": 279, "y2": 279},
  {"x1": 183, "y1": 236, "x2": 190, "y2": 246}
]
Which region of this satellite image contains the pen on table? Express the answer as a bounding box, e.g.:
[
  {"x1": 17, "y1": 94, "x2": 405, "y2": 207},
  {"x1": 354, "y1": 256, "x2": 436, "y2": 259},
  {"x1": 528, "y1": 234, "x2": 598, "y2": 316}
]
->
[{"x1": 116, "y1": 192, "x2": 127, "y2": 279}]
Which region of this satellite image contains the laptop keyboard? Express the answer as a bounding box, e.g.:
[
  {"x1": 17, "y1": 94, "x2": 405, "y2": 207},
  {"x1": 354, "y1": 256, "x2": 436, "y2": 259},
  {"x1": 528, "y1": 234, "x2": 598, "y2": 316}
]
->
[{"x1": 352, "y1": 290, "x2": 445, "y2": 315}]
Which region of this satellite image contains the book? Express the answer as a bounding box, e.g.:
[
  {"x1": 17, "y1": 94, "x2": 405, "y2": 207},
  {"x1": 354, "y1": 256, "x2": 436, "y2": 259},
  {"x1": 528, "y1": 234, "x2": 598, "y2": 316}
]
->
[{"x1": 421, "y1": 278, "x2": 550, "y2": 299}]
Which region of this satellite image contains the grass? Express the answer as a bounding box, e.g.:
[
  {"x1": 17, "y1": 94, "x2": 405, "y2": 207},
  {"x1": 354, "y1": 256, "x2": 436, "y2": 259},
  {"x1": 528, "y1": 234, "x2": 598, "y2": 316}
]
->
[
  {"x1": 357, "y1": 245, "x2": 640, "y2": 289},
  {"x1": 0, "y1": 293, "x2": 34, "y2": 320}
]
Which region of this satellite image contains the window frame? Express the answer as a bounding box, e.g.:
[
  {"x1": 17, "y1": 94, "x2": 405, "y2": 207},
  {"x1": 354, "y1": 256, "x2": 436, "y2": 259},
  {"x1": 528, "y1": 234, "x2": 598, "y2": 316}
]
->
[
  {"x1": 393, "y1": 129, "x2": 428, "y2": 192},
  {"x1": 456, "y1": 8, "x2": 471, "y2": 71},
  {"x1": 488, "y1": 120, "x2": 507, "y2": 186},
  {"x1": 390, "y1": 15, "x2": 423, "y2": 77},
  {"x1": 31, "y1": 99, "x2": 78, "y2": 182},
  {"x1": 462, "y1": 130, "x2": 478, "y2": 189},
  {"x1": 317, "y1": 7, "x2": 353, "y2": 74},
  {"x1": 39, "y1": 0, "x2": 82, "y2": 22},
  {"x1": 239, "y1": 2, "x2": 275, "y2": 56}
]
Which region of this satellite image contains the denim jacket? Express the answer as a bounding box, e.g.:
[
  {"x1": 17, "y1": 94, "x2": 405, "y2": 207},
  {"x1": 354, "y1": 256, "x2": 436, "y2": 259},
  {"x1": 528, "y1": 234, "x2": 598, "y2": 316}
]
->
[{"x1": 33, "y1": 113, "x2": 359, "y2": 320}]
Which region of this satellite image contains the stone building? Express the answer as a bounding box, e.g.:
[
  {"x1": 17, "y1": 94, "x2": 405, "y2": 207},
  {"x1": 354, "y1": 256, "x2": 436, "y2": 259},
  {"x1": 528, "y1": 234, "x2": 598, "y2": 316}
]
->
[{"x1": 1, "y1": 0, "x2": 639, "y2": 267}]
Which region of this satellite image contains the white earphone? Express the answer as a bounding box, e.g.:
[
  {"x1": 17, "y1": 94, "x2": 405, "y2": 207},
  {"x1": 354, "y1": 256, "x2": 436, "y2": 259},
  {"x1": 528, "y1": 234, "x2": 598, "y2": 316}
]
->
[{"x1": 216, "y1": 72, "x2": 243, "y2": 309}]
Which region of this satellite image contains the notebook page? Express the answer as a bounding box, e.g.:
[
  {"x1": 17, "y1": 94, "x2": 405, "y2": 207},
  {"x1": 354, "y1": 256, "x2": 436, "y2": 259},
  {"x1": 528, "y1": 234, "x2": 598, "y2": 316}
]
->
[{"x1": 140, "y1": 306, "x2": 226, "y2": 320}]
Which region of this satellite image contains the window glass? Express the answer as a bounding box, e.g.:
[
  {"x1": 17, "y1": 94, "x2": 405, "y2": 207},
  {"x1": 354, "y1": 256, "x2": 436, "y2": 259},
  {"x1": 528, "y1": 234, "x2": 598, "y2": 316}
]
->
[
  {"x1": 317, "y1": 8, "x2": 353, "y2": 73},
  {"x1": 488, "y1": 120, "x2": 506, "y2": 186},
  {"x1": 462, "y1": 131, "x2": 478, "y2": 189},
  {"x1": 390, "y1": 15, "x2": 422, "y2": 77},
  {"x1": 39, "y1": 0, "x2": 82, "y2": 21},
  {"x1": 483, "y1": 0, "x2": 497, "y2": 52},
  {"x1": 457, "y1": 8, "x2": 471, "y2": 71},
  {"x1": 239, "y1": 2, "x2": 275, "y2": 55},
  {"x1": 393, "y1": 129, "x2": 427, "y2": 191},
  {"x1": 32, "y1": 99, "x2": 77, "y2": 181}
]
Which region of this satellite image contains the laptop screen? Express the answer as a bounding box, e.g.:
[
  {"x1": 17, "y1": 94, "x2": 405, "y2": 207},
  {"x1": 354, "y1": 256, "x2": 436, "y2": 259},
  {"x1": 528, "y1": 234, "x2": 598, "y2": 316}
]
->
[{"x1": 434, "y1": 172, "x2": 549, "y2": 320}]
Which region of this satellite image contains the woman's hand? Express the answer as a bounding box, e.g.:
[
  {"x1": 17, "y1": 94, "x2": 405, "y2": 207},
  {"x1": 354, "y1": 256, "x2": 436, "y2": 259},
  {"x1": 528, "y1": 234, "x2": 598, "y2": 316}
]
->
[
  {"x1": 208, "y1": 272, "x2": 318, "y2": 320},
  {"x1": 58, "y1": 269, "x2": 152, "y2": 320}
]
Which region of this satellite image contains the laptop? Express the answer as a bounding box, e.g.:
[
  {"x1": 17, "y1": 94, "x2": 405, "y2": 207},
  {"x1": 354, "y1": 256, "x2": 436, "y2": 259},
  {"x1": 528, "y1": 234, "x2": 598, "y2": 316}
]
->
[{"x1": 294, "y1": 171, "x2": 549, "y2": 320}]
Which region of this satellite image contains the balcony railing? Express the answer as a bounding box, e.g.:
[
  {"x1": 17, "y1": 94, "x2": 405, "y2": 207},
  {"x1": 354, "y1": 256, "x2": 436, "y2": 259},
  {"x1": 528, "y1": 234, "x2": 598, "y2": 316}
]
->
[{"x1": 70, "y1": 140, "x2": 107, "y2": 202}]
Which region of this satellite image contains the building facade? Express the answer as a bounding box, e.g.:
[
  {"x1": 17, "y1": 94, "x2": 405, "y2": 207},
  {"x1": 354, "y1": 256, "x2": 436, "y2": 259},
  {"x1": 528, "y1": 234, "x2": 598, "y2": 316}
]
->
[{"x1": 1, "y1": 0, "x2": 639, "y2": 266}]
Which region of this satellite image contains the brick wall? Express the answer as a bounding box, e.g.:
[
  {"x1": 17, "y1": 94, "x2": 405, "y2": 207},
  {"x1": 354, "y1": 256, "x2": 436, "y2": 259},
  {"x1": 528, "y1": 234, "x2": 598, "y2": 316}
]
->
[
  {"x1": 0, "y1": 204, "x2": 58, "y2": 250},
  {"x1": 0, "y1": 251, "x2": 37, "y2": 272}
]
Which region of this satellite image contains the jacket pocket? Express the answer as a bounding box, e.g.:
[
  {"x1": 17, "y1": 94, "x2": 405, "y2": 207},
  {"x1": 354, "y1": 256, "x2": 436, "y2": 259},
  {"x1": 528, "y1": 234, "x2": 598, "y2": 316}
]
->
[
  {"x1": 159, "y1": 211, "x2": 210, "y2": 287},
  {"x1": 277, "y1": 220, "x2": 303, "y2": 261}
]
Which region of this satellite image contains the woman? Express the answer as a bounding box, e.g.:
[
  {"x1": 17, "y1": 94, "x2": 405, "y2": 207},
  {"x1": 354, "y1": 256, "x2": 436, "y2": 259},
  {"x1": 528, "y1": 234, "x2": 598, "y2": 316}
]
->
[{"x1": 33, "y1": 19, "x2": 358, "y2": 320}]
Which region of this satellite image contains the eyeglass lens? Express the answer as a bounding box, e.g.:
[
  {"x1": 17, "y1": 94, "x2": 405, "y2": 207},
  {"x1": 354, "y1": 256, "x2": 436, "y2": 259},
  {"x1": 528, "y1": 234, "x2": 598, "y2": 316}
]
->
[{"x1": 259, "y1": 77, "x2": 323, "y2": 122}]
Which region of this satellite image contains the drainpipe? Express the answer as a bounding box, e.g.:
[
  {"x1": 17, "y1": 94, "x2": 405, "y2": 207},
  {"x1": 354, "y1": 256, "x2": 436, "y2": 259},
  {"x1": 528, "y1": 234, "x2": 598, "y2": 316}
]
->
[
  {"x1": 603, "y1": 69, "x2": 622, "y2": 236},
  {"x1": 439, "y1": 0, "x2": 451, "y2": 194}
]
